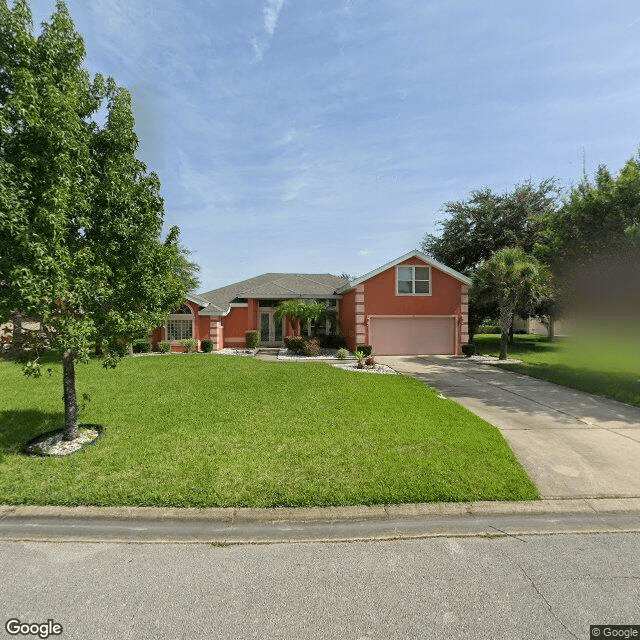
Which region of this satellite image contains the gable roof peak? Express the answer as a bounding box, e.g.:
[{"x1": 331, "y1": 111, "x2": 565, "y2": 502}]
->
[{"x1": 335, "y1": 250, "x2": 472, "y2": 293}]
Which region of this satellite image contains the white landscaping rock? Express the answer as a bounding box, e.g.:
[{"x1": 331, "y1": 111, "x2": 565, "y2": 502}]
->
[{"x1": 331, "y1": 362, "x2": 398, "y2": 375}]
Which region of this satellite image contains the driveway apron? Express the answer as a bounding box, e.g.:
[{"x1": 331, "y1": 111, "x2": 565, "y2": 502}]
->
[{"x1": 377, "y1": 355, "x2": 640, "y2": 499}]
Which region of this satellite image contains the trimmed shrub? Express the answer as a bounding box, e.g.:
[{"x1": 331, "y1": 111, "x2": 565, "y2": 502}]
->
[
  {"x1": 336, "y1": 348, "x2": 349, "y2": 359},
  {"x1": 355, "y1": 344, "x2": 372, "y2": 357},
  {"x1": 180, "y1": 338, "x2": 197, "y2": 353},
  {"x1": 461, "y1": 343, "x2": 476, "y2": 357},
  {"x1": 245, "y1": 331, "x2": 260, "y2": 349},
  {"x1": 302, "y1": 339, "x2": 321, "y2": 357},
  {"x1": 478, "y1": 325, "x2": 500, "y2": 334},
  {"x1": 132, "y1": 339, "x2": 152, "y2": 353},
  {"x1": 284, "y1": 335, "x2": 306, "y2": 354},
  {"x1": 319, "y1": 334, "x2": 347, "y2": 349},
  {"x1": 201, "y1": 339, "x2": 214, "y2": 353},
  {"x1": 158, "y1": 340, "x2": 171, "y2": 353}
]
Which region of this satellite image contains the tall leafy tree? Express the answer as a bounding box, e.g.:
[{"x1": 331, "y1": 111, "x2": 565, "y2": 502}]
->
[
  {"x1": 472, "y1": 248, "x2": 553, "y2": 360},
  {"x1": 544, "y1": 157, "x2": 640, "y2": 319},
  {"x1": 421, "y1": 179, "x2": 560, "y2": 274},
  {"x1": 421, "y1": 179, "x2": 561, "y2": 339},
  {"x1": 547, "y1": 159, "x2": 640, "y2": 260},
  {"x1": 164, "y1": 225, "x2": 201, "y2": 294},
  {"x1": 0, "y1": 1, "x2": 188, "y2": 440}
]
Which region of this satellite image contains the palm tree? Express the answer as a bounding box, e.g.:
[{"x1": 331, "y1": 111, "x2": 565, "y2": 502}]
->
[
  {"x1": 472, "y1": 248, "x2": 553, "y2": 360},
  {"x1": 274, "y1": 300, "x2": 328, "y2": 336}
]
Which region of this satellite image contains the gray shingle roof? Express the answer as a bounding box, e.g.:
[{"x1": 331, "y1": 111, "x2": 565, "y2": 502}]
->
[{"x1": 198, "y1": 273, "x2": 349, "y2": 316}]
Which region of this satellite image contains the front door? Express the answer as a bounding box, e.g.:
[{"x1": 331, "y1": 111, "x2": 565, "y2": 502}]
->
[{"x1": 259, "y1": 311, "x2": 284, "y2": 345}]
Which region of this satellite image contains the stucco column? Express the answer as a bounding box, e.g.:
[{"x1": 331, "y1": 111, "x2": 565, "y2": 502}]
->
[
  {"x1": 460, "y1": 285, "x2": 469, "y2": 344},
  {"x1": 209, "y1": 318, "x2": 222, "y2": 351},
  {"x1": 355, "y1": 285, "x2": 366, "y2": 345}
]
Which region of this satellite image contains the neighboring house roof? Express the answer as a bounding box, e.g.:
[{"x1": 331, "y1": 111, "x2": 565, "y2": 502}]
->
[
  {"x1": 335, "y1": 250, "x2": 472, "y2": 294},
  {"x1": 198, "y1": 273, "x2": 349, "y2": 316}
]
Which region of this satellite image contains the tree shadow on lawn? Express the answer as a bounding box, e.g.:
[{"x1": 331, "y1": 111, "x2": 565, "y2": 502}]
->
[
  {"x1": 392, "y1": 356, "x2": 640, "y2": 419},
  {"x1": 475, "y1": 335, "x2": 567, "y2": 356},
  {"x1": 0, "y1": 409, "x2": 64, "y2": 461},
  {"x1": 504, "y1": 362, "x2": 640, "y2": 407}
]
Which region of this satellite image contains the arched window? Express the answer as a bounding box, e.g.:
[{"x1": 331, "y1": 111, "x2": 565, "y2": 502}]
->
[
  {"x1": 166, "y1": 304, "x2": 194, "y2": 341},
  {"x1": 171, "y1": 305, "x2": 193, "y2": 315}
]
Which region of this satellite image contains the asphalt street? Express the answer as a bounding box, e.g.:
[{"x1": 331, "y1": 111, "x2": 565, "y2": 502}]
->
[{"x1": 2, "y1": 533, "x2": 638, "y2": 640}]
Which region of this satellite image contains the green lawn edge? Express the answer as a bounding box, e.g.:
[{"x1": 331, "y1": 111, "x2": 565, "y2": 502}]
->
[
  {"x1": 473, "y1": 334, "x2": 640, "y2": 407},
  {"x1": 0, "y1": 353, "x2": 539, "y2": 508}
]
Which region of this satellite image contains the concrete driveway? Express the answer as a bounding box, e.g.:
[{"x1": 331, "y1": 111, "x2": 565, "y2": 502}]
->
[{"x1": 377, "y1": 355, "x2": 640, "y2": 499}]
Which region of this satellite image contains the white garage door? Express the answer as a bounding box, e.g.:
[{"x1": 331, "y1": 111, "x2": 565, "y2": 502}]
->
[{"x1": 369, "y1": 317, "x2": 455, "y2": 355}]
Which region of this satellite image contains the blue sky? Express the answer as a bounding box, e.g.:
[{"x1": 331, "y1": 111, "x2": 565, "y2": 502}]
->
[{"x1": 28, "y1": 0, "x2": 640, "y2": 290}]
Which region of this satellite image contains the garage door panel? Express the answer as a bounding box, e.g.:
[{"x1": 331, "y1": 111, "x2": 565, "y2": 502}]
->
[{"x1": 370, "y1": 317, "x2": 454, "y2": 355}]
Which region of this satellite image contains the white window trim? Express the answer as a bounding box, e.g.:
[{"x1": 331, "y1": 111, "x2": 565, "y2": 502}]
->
[
  {"x1": 395, "y1": 265, "x2": 431, "y2": 296},
  {"x1": 165, "y1": 313, "x2": 195, "y2": 343}
]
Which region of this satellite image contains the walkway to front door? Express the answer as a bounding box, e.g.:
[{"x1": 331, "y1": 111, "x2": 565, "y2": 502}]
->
[{"x1": 259, "y1": 309, "x2": 284, "y2": 346}]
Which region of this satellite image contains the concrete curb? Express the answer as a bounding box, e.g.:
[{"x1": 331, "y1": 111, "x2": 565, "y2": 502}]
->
[{"x1": 2, "y1": 497, "x2": 640, "y2": 524}]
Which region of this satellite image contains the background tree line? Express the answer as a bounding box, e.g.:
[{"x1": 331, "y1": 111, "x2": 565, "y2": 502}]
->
[{"x1": 421, "y1": 155, "x2": 640, "y2": 358}]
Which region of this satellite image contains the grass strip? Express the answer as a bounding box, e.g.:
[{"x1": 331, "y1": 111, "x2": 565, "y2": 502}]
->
[{"x1": 0, "y1": 353, "x2": 539, "y2": 507}]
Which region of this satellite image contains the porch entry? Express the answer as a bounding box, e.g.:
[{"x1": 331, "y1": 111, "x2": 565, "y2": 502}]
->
[{"x1": 259, "y1": 310, "x2": 284, "y2": 345}]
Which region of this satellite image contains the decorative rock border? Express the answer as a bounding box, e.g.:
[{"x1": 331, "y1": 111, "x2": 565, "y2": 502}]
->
[
  {"x1": 22, "y1": 424, "x2": 105, "y2": 457},
  {"x1": 277, "y1": 348, "x2": 355, "y2": 361},
  {"x1": 468, "y1": 354, "x2": 522, "y2": 364},
  {"x1": 331, "y1": 362, "x2": 398, "y2": 375}
]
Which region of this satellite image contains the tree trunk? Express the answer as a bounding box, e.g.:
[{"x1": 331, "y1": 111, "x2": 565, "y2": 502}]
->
[
  {"x1": 499, "y1": 332, "x2": 509, "y2": 360},
  {"x1": 498, "y1": 305, "x2": 513, "y2": 360},
  {"x1": 8, "y1": 312, "x2": 24, "y2": 357},
  {"x1": 547, "y1": 315, "x2": 556, "y2": 342},
  {"x1": 62, "y1": 351, "x2": 79, "y2": 441}
]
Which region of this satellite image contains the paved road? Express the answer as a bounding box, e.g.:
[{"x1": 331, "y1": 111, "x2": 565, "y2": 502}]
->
[
  {"x1": 1, "y1": 533, "x2": 638, "y2": 640},
  {"x1": 378, "y1": 356, "x2": 640, "y2": 499}
]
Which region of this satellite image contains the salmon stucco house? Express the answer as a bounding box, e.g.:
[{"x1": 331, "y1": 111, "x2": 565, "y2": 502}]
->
[{"x1": 151, "y1": 250, "x2": 471, "y2": 356}]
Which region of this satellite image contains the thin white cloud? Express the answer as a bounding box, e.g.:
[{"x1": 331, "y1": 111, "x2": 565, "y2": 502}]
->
[
  {"x1": 263, "y1": 0, "x2": 285, "y2": 35},
  {"x1": 358, "y1": 249, "x2": 372, "y2": 256},
  {"x1": 282, "y1": 177, "x2": 308, "y2": 202},
  {"x1": 277, "y1": 128, "x2": 298, "y2": 147},
  {"x1": 252, "y1": 0, "x2": 286, "y2": 62}
]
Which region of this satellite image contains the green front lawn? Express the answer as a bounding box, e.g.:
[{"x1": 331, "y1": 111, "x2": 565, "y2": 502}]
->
[
  {"x1": 474, "y1": 334, "x2": 640, "y2": 407},
  {"x1": 0, "y1": 353, "x2": 538, "y2": 508}
]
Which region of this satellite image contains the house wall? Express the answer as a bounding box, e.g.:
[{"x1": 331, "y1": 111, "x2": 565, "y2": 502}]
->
[
  {"x1": 196, "y1": 314, "x2": 211, "y2": 345},
  {"x1": 340, "y1": 257, "x2": 467, "y2": 354},
  {"x1": 364, "y1": 257, "x2": 461, "y2": 316},
  {"x1": 513, "y1": 315, "x2": 571, "y2": 337},
  {"x1": 223, "y1": 300, "x2": 317, "y2": 347},
  {"x1": 222, "y1": 306, "x2": 250, "y2": 347},
  {"x1": 338, "y1": 289, "x2": 358, "y2": 352},
  {"x1": 150, "y1": 326, "x2": 164, "y2": 347},
  {"x1": 283, "y1": 317, "x2": 297, "y2": 337},
  {"x1": 151, "y1": 299, "x2": 204, "y2": 352}
]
